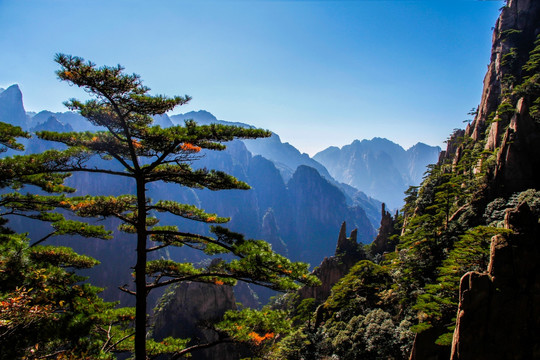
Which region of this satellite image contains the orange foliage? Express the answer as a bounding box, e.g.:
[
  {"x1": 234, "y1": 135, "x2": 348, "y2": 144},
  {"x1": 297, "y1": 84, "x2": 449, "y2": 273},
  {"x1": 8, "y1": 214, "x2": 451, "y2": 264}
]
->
[
  {"x1": 248, "y1": 331, "x2": 275, "y2": 345},
  {"x1": 0, "y1": 288, "x2": 53, "y2": 328},
  {"x1": 180, "y1": 143, "x2": 201, "y2": 153},
  {"x1": 214, "y1": 279, "x2": 224, "y2": 285},
  {"x1": 70, "y1": 200, "x2": 95, "y2": 211},
  {"x1": 132, "y1": 140, "x2": 142, "y2": 149},
  {"x1": 206, "y1": 216, "x2": 217, "y2": 222}
]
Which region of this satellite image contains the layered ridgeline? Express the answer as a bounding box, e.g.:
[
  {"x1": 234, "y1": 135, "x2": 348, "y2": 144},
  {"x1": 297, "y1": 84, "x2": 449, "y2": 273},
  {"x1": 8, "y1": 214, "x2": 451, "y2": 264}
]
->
[
  {"x1": 171, "y1": 110, "x2": 384, "y2": 228},
  {"x1": 314, "y1": 138, "x2": 441, "y2": 209},
  {"x1": 269, "y1": 1, "x2": 540, "y2": 359},
  {"x1": 0, "y1": 88, "x2": 381, "y2": 306}
]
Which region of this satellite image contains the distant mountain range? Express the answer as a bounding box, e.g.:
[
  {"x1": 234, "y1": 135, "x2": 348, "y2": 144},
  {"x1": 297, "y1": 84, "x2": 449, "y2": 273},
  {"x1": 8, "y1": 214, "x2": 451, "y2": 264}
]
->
[
  {"x1": 314, "y1": 138, "x2": 441, "y2": 209},
  {"x1": 0, "y1": 84, "x2": 440, "y2": 304}
]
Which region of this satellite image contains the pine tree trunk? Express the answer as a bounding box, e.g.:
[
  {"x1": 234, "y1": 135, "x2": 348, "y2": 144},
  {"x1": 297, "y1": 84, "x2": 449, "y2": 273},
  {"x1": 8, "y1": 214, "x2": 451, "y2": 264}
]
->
[{"x1": 135, "y1": 177, "x2": 148, "y2": 360}]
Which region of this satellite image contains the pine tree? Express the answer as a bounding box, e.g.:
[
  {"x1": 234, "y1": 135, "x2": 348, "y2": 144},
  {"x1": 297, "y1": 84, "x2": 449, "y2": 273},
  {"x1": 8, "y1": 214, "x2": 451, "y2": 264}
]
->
[{"x1": 19, "y1": 54, "x2": 317, "y2": 359}]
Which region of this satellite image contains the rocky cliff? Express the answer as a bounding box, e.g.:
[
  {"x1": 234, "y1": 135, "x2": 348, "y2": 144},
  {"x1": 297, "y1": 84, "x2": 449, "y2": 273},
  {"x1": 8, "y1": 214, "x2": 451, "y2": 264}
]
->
[
  {"x1": 297, "y1": 222, "x2": 365, "y2": 303},
  {"x1": 450, "y1": 196, "x2": 540, "y2": 360},
  {"x1": 153, "y1": 281, "x2": 241, "y2": 360},
  {"x1": 445, "y1": 0, "x2": 540, "y2": 196},
  {"x1": 264, "y1": 2, "x2": 540, "y2": 358},
  {"x1": 438, "y1": 0, "x2": 540, "y2": 357},
  {"x1": 370, "y1": 203, "x2": 399, "y2": 257}
]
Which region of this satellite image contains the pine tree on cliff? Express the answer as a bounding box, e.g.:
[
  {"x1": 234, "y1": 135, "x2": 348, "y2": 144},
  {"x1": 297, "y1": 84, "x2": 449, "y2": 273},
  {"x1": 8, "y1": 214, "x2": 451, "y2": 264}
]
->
[{"x1": 23, "y1": 54, "x2": 317, "y2": 359}]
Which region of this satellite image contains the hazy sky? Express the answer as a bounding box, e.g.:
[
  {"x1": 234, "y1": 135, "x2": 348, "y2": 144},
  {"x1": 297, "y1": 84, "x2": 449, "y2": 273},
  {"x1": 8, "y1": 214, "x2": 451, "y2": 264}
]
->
[{"x1": 0, "y1": 0, "x2": 503, "y2": 155}]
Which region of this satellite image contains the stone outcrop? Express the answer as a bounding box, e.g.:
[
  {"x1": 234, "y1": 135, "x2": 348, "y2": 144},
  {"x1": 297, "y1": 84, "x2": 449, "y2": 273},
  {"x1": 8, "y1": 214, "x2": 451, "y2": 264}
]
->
[
  {"x1": 335, "y1": 220, "x2": 358, "y2": 256},
  {"x1": 409, "y1": 327, "x2": 451, "y2": 360},
  {"x1": 297, "y1": 222, "x2": 365, "y2": 303},
  {"x1": 450, "y1": 201, "x2": 540, "y2": 360},
  {"x1": 153, "y1": 281, "x2": 239, "y2": 360},
  {"x1": 492, "y1": 94, "x2": 540, "y2": 196},
  {"x1": 370, "y1": 203, "x2": 398, "y2": 256},
  {"x1": 438, "y1": 129, "x2": 465, "y2": 164}
]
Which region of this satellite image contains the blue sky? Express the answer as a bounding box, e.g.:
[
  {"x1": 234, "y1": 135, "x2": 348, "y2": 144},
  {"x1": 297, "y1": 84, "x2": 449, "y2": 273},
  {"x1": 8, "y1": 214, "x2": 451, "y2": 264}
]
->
[{"x1": 0, "y1": 0, "x2": 503, "y2": 155}]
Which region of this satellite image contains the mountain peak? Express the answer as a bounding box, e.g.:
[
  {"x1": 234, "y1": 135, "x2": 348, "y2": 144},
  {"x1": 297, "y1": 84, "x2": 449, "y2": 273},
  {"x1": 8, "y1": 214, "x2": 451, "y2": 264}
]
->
[
  {"x1": 2, "y1": 84, "x2": 22, "y2": 96},
  {"x1": 30, "y1": 116, "x2": 73, "y2": 133},
  {"x1": 293, "y1": 164, "x2": 320, "y2": 178},
  {"x1": 172, "y1": 110, "x2": 218, "y2": 124},
  {"x1": 0, "y1": 84, "x2": 23, "y2": 104},
  {"x1": 408, "y1": 142, "x2": 441, "y2": 152},
  {"x1": 0, "y1": 84, "x2": 27, "y2": 129}
]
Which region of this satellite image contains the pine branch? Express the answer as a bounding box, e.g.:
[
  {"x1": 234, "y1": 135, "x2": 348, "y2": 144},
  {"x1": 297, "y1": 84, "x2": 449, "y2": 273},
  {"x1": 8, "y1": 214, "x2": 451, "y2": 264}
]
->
[
  {"x1": 29, "y1": 231, "x2": 57, "y2": 247},
  {"x1": 119, "y1": 285, "x2": 136, "y2": 296},
  {"x1": 146, "y1": 229, "x2": 235, "y2": 253}
]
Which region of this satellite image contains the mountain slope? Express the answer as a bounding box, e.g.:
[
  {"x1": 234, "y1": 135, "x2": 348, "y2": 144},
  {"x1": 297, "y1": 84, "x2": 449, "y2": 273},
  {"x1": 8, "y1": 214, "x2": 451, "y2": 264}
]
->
[{"x1": 243, "y1": 133, "x2": 333, "y2": 182}]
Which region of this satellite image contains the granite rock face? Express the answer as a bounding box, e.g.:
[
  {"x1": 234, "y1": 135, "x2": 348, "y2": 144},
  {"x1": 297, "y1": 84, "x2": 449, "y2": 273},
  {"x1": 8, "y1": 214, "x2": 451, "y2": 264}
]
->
[
  {"x1": 456, "y1": 0, "x2": 540, "y2": 197},
  {"x1": 492, "y1": 93, "x2": 540, "y2": 195},
  {"x1": 413, "y1": 1, "x2": 540, "y2": 358},
  {"x1": 297, "y1": 222, "x2": 365, "y2": 303},
  {"x1": 450, "y1": 201, "x2": 540, "y2": 360},
  {"x1": 468, "y1": 0, "x2": 540, "y2": 145},
  {"x1": 153, "y1": 282, "x2": 239, "y2": 360},
  {"x1": 446, "y1": 2, "x2": 540, "y2": 358}
]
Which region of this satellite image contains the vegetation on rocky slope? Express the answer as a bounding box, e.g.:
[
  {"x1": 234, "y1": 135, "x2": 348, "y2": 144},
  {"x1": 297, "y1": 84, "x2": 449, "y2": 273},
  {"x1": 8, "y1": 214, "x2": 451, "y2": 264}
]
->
[{"x1": 265, "y1": 5, "x2": 540, "y2": 357}]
